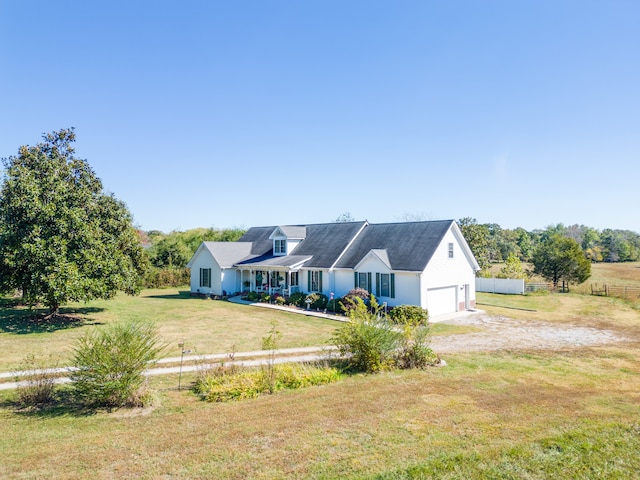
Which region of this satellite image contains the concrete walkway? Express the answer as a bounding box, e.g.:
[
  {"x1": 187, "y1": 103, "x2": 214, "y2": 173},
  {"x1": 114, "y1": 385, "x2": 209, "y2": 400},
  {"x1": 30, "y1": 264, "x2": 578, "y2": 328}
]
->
[
  {"x1": 429, "y1": 308, "x2": 485, "y2": 323},
  {"x1": 228, "y1": 295, "x2": 349, "y2": 322},
  {"x1": 227, "y1": 295, "x2": 483, "y2": 323}
]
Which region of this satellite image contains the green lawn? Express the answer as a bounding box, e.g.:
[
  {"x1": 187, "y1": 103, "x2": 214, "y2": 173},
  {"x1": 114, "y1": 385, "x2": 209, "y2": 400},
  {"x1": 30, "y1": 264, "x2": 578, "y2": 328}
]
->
[
  {"x1": 1, "y1": 337, "x2": 639, "y2": 479},
  {"x1": 0, "y1": 288, "x2": 340, "y2": 372},
  {"x1": 1, "y1": 283, "x2": 639, "y2": 479},
  {"x1": 487, "y1": 261, "x2": 640, "y2": 295}
]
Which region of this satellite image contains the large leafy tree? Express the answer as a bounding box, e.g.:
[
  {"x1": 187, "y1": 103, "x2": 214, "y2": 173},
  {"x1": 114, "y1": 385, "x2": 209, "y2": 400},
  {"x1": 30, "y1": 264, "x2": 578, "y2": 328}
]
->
[
  {"x1": 531, "y1": 234, "x2": 591, "y2": 288},
  {"x1": 499, "y1": 252, "x2": 526, "y2": 279},
  {"x1": 148, "y1": 236, "x2": 192, "y2": 269},
  {"x1": 458, "y1": 217, "x2": 491, "y2": 271},
  {"x1": 0, "y1": 128, "x2": 147, "y2": 315}
]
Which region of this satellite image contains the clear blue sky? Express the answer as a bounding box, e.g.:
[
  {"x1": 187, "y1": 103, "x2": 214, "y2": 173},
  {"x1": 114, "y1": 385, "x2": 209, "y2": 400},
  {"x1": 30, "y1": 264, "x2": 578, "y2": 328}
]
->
[{"x1": 2, "y1": 1, "x2": 638, "y2": 233}]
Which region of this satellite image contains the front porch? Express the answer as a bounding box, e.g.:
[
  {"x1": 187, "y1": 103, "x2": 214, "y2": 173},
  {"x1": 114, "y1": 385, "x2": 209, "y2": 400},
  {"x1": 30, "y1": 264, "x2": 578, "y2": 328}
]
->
[
  {"x1": 239, "y1": 268, "x2": 301, "y2": 296},
  {"x1": 227, "y1": 294, "x2": 348, "y2": 322}
]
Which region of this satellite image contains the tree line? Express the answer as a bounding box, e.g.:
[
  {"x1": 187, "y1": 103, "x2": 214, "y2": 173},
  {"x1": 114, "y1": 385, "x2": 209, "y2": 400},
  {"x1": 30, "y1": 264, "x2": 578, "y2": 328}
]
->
[
  {"x1": 141, "y1": 227, "x2": 245, "y2": 288},
  {"x1": 458, "y1": 217, "x2": 640, "y2": 272}
]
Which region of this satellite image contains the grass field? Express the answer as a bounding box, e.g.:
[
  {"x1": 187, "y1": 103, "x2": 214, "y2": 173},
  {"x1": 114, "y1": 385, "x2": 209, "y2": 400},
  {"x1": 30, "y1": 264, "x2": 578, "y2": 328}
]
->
[
  {"x1": 572, "y1": 261, "x2": 640, "y2": 296},
  {"x1": 0, "y1": 290, "x2": 340, "y2": 372},
  {"x1": 1, "y1": 264, "x2": 639, "y2": 479},
  {"x1": 487, "y1": 261, "x2": 640, "y2": 295}
]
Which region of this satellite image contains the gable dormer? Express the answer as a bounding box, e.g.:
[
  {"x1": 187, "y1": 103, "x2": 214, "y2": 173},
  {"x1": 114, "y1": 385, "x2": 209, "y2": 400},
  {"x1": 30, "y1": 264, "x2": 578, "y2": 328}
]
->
[
  {"x1": 269, "y1": 226, "x2": 307, "y2": 256},
  {"x1": 354, "y1": 248, "x2": 392, "y2": 271}
]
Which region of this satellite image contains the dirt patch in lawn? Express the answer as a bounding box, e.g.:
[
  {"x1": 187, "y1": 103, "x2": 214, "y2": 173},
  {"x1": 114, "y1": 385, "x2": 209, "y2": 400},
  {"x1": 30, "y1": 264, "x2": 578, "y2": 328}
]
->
[{"x1": 431, "y1": 314, "x2": 628, "y2": 354}]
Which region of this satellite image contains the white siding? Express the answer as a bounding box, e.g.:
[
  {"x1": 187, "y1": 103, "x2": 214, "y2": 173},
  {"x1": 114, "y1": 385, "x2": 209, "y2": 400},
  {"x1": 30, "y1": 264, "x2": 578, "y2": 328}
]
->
[
  {"x1": 392, "y1": 272, "x2": 421, "y2": 307},
  {"x1": 221, "y1": 269, "x2": 241, "y2": 295},
  {"x1": 333, "y1": 270, "x2": 355, "y2": 297},
  {"x1": 421, "y1": 227, "x2": 477, "y2": 312},
  {"x1": 287, "y1": 239, "x2": 303, "y2": 253},
  {"x1": 330, "y1": 269, "x2": 420, "y2": 306},
  {"x1": 351, "y1": 255, "x2": 422, "y2": 307},
  {"x1": 189, "y1": 247, "x2": 222, "y2": 295}
]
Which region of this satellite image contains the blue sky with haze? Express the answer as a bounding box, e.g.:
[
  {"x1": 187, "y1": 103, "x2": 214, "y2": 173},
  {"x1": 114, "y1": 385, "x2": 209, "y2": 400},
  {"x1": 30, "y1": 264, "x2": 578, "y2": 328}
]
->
[{"x1": 1, "y1": 1, "x2": 638, "y2": 233}]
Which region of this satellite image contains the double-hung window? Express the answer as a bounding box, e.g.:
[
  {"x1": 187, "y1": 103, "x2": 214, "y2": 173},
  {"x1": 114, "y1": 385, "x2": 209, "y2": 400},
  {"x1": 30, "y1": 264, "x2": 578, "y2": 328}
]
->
[
  {"x1": 376, "y1": 273, "x2": 395, "y2": 298},
  {"x1": 354, "y1": 272, "x2": 372, "y2": 293},
  {"x1": 290, "y1": 271, "x2": 299, "y2": 286},
  {"x1": 274, "y1": 239, "x2": 286, "y2": 255},
  {"x1": 308, "y1": 271, "x2": 322, "y2": 292},
  {"x1": 200, "y1": 268, "x2": 211, "y2": 288},
  {"x1": 448, "y1": 242, "x2": 454, "y2": 258}
]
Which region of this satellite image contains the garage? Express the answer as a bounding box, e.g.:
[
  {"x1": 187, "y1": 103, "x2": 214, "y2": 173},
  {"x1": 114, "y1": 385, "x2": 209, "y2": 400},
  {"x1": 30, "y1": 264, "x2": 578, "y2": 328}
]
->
[{"x1": 426, "y1": 286, "x2": 458, "y2": 317}]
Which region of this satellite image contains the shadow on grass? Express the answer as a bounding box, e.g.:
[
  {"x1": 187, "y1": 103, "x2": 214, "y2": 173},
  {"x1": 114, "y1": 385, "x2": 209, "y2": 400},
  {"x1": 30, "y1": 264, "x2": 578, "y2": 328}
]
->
[
  {"x1": 146, "y1": 291, "x2": 193, "y2": 300},
  {"x1": 0, "y1": 389, "x2": 98, "y2": 418},
  {"x1": 0, "y1": 300, "x2": 105, "y2": 335}
]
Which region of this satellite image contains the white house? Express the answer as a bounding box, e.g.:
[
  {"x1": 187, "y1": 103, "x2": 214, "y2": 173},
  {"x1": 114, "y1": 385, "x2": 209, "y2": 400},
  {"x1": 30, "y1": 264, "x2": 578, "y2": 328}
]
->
[{"x1": 187, "y1": 220, "x2": 480, "y2": 316}]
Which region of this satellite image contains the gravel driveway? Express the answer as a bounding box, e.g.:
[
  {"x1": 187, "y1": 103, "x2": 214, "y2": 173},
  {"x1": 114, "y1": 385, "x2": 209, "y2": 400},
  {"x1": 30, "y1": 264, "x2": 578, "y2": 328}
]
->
[{"x1": 431, "y1": 313, "x2": 626, "y2": 353}]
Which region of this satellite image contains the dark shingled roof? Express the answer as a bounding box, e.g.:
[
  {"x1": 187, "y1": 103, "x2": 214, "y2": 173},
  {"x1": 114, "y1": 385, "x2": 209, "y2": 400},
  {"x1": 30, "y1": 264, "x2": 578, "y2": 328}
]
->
[
  {"x1": 289, "y1": 221, "x2": 367, "y2": 268},
  {"x1": 234, "y1": 222, "x2": 367, "y2": 269},
  {"x1": 226, "y1": 220, "x2": 456, "y2": 272},
  {"x1": 237, "y1": 226, "x2": 276, "y2": 256},
  {"x1": 334, "y1": 220, "x2": 454, "y2": 271}
]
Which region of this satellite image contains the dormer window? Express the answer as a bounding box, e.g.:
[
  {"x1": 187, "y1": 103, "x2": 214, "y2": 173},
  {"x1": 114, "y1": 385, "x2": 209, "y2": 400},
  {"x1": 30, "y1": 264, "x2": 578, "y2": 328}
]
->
[
  {"x1": 274, "y1": 239, "x2": 287, "y2": 255},
  {"x1": 270, "y1": 226, "x2": 306, "y2": 257}
]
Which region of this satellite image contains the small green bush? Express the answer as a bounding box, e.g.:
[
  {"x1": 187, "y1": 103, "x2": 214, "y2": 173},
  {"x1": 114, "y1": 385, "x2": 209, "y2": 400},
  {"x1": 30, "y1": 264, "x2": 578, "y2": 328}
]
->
[
  {"x1": 306, "y1": 293, "x2": 329, "y2": 310},
  {"x1": 333, "y1": 315, "x2": 400, "y2": 373},
  {"x1": 71, "y1": 321, "x2": 165, "y2": 408},
  {"x1": 394, "y1": 325, "x2": 438, "y2": 369},
  {"x1": 274, "y1": 363, "x2": 342, "y2": 389},
  {"x1": 388, "y1": 305, "x2": 429, "y2": 326},
  {"x1": 332, "y1": 297, "x2": 399, "y2": 372},
  {"x1": 194, "y1": 363, "x2": 342, "y2": 402},
  {"x1": 346, "y1": 288, "x2": 370, "y2": 300},
  {"x1": 327, "y1": 296, "x2": 343, "y2": 313},
  {"x1": 340, "y1": 291, "x2": 378, "y2": 314},
  {"x1": 13, "y1": 354, "x2": 58, "y2": 408},
  {"x1": 288, "y1": 292, "x2": 307, "y2": 307},
  {"x1": 333, "y1": 297, "x2": 436, "y2": 373},
  {"x1": 196, "y1": 370, "x2": 264, "y2": 402},
  {"x1": 246, "y1": 291, "x2": 259, "y2": 301}
]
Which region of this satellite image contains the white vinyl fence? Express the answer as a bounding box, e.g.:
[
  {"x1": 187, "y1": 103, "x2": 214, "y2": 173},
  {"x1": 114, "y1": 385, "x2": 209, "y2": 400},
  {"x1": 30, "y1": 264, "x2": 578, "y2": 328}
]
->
[{"x1": 476, "y1": 277, "x2": 525, "y2": 295}]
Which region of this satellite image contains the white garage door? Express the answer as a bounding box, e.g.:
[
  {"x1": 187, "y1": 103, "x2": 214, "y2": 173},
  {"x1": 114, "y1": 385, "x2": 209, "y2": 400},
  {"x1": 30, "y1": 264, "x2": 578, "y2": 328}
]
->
[{"x1": 426, "y1": 286, "x2": 457, "y2": 317}]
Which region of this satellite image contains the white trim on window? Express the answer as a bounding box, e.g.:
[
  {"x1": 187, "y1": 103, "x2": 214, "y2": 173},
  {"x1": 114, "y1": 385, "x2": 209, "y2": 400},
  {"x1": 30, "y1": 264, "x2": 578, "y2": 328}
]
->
[
  {"x1": 274, "y1": 239, "x2": 287, "y2": 255},
  {"x1": 200, "y1": 268, "x2": 211, "y2": 288}
]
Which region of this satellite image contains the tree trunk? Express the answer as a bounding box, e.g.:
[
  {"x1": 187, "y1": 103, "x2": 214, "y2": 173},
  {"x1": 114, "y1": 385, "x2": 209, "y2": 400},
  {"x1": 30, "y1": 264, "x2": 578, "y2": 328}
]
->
[{"x1": 47, "y1": 304, "x2": 60, "y2": 318}]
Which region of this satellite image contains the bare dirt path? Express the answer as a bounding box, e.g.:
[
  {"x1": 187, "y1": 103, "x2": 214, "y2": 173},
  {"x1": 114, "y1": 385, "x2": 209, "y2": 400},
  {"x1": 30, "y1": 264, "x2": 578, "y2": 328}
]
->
[{"x1": 431, "y1": 313, "x2": 626, "y2": 353}]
